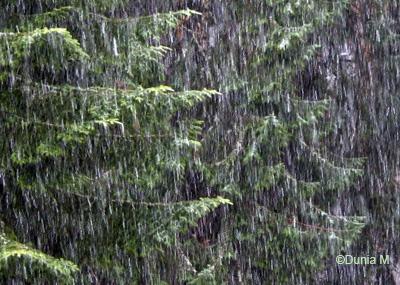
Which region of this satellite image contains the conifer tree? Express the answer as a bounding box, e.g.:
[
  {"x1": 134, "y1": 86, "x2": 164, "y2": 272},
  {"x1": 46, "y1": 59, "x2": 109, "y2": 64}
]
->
[
  {"x1": 174, "y1": 0, "x2": 366, "y2": 283},
  {"x1": 0, "y1": 0, "x2": 374, "y2": 284},
  {"x1": 0, "y1": 1, "x2": 231, "y2": 283}
]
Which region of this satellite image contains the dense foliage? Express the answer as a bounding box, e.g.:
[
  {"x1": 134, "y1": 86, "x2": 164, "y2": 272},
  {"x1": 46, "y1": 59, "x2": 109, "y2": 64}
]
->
[
  {"x1": 1, "y1": 0, "x2": 398, "y2": 284},
  {"x1": 184, "y1": 1, "x2": 366, "y2": 283},
  {"x1": 0, "y1": 1, "x2": 230, "y2": 283}
]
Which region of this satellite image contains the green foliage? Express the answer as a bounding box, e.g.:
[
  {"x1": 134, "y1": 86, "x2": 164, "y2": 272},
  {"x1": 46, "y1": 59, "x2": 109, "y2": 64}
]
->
[
  {"x1": 143, "y1": 197, "x2": 232, "y2": 250},
  {"x1": 0, "y1": 2, "x2": 225, "y2": 284},
  {"x1": 0, "y1": 233, "x2": 78, "y2": 283},
  {"x1": 0, "y1": 0, "x2": 368, "y2": 283},
  {"x1": 0, "y1": 28, "x2": 88, "y2": 69},
  {"x1": 188, "y1": 264, "x2": 217, "y2": 285},
  {"x1": 197, "y1": 0, "x2": 365, "y2": 283}
]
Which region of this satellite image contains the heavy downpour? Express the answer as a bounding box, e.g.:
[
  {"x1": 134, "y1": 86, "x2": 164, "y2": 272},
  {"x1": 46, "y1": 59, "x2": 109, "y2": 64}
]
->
[{"x1": 0, "y1": 0, "x2": 399, "y2": 284}]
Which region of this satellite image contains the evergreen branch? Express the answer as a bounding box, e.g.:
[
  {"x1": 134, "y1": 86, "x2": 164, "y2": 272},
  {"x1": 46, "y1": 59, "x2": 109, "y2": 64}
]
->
[
  {"x1": 0, "y1": 234, "x2": 78, "y2": 281},
  {"x1": 0, "y1": 109, "x2": 173, "y2": 139},
  {"x1": 50, "y1": 185, "x2": 231, "y2": 208},
  {"x1": 308, "y1": 202, "x2": 366, "y2": 223},
  {"x1": 254, "y1": 203, "x2": 362, "y2": 234},
  {"x1": 287, "y1": 218, "x2": 358, "y2": 234},
  {"x1": 27, "y1": 6, "x2": 201, "y2": 24}
]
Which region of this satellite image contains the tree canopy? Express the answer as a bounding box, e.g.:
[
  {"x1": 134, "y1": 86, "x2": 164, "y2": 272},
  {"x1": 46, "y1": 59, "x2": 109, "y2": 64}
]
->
[{"x1": 1, "y1": 0, "x2": 399, "y2": 284}]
